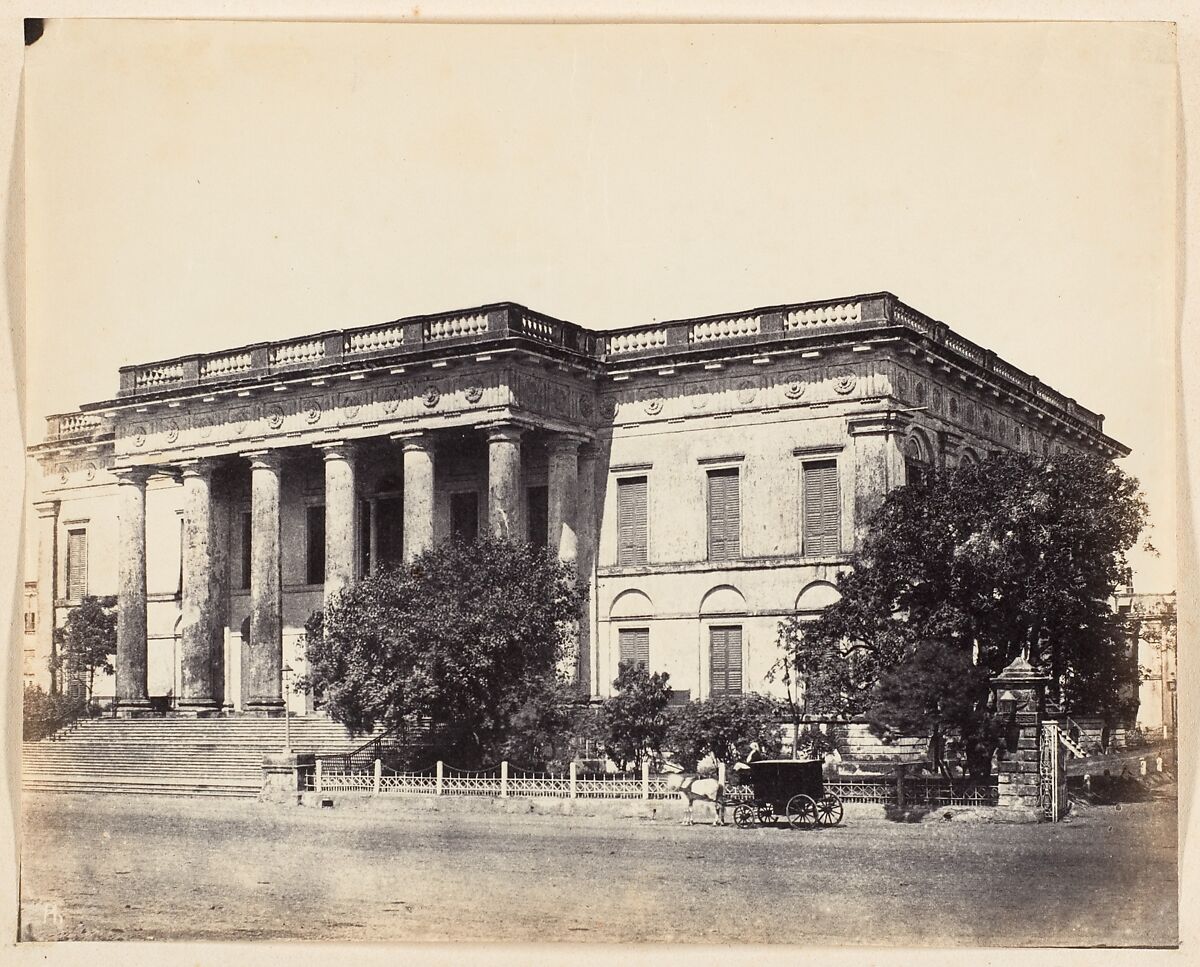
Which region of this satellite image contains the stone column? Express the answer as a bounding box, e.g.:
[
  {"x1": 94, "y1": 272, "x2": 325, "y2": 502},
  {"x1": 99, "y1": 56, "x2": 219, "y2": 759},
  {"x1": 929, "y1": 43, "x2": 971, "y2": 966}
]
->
[
  {"x1": 547, "y1": 435, "x2": 581, "y2": 564},
  {"x1": 485, "y1": 423, "x2": 524, "y2": 540},
  {"x1": 33, "y1": 500, "x2": 60, "y2": 694},
  {"x1": 576, "y1": 443, "x2": 597, "y2": 693},
  {"x1": 397, "y1": 432, "x2": 435, "y2": 561},
  {"x1": 177, "y1": 460, "x2": 219, "y2": 713},
  {"x1": 319, "y1": 441, "x2": 358, "y2": 600},
  {"x1": 245, "y1": 450, "x2": 284, "y2": 715},
  {"x1": 847, "y1": 412, "x2": 908, "y2": 549},
  {"x1": 114, "y1": 467, "x2": 153, "y2": 715}
]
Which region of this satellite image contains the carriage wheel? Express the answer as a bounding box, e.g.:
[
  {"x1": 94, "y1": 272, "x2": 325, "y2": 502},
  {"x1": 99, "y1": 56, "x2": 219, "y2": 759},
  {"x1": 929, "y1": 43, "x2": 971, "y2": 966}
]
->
[
  {"x1": 815, "y1": 793, "x2": 844, "y2": 827},
  {"x1": 733, "y1": 804, "x2": 757, "y2": 829},
  {"x1": 786, "y1": 794, "x2": 818, "y2": 829},
  {"x1": 757, "y1": 804, "x2": 776, "y2": 826}
]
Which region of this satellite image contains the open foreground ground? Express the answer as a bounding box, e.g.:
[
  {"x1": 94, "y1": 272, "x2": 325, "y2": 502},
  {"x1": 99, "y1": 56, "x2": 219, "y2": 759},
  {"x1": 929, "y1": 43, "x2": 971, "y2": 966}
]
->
[{"x1": 18, "y1": 790, "x2": 1177, "y2": 946}]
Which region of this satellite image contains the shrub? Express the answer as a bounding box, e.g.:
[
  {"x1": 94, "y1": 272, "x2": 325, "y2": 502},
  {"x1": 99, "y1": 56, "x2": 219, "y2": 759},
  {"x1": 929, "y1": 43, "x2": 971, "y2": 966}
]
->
[{"x1": 23, "y1": 684, "x2": 87, "y2": 741}]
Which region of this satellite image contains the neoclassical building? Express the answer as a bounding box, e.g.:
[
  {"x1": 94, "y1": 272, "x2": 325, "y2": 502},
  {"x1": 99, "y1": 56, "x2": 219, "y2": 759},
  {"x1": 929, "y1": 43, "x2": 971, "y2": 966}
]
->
[{"x1": 24, "y1": 292, "x2": 1128, "y2": 714}]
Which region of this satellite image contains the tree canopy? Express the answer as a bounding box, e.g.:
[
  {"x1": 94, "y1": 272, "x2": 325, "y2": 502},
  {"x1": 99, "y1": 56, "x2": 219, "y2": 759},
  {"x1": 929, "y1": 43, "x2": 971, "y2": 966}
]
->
[
  {"x1": 300, "y1": 538, "x2": 585, "y2": 764},
  {"x1": 665, "y1": 693, "x2": 785, "y2": 770},
  {"x1": 780, "y1": 450, "x2": 1147, "y2": 722},
  {"x1": 51, "y1": 595, "x2": 117, "y2": 699},
  {"x1": 599, "y1": 662, "x2": 674, "y2": 766}
]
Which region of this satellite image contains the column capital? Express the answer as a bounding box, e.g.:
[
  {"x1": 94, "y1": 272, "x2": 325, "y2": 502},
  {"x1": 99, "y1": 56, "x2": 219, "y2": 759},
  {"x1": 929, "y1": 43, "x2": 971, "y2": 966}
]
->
[
  {"x1": 177, "y1": 458, "x2": 218, "y2": 480},
  {"x1": 112, "y1": 465, "x2": 154, "y2": 487},
  {"x1": 392, "y1": 430, "x2": 434, "y2": 452},
  {"x1": 316, "y1": 440, "x2": 357, "y2": 462},
  {"x1": 33, "y1": 499, "x2": 61, "y2": 519},
  {"x1": 547, "y1": 431, "x2": 592, "y2": 455},
  {"x1": 478, "y1": 420, "x2": 533, "y2": 444},
  {"x1": 243, "y1": 449, "x2": 284, "y2": 472}
]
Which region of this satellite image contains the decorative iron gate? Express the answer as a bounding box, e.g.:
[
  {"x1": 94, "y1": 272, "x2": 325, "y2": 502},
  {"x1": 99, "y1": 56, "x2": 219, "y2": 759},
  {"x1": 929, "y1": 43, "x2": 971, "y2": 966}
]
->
[{"x1": 1039, "y1": 721, "x2": 1068, "y2": 821}]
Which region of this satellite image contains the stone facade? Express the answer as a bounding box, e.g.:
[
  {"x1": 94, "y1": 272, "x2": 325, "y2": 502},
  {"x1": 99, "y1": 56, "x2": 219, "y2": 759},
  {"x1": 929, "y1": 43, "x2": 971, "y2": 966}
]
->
[{"x1": 24, "y1": 294, "x2": 1127, "y2": 711}]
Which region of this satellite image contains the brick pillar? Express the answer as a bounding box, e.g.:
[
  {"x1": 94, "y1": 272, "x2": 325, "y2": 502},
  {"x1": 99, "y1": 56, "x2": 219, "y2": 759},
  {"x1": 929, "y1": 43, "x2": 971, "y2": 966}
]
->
[{"x1": 990, "y1": 655, "x2": 1051, "y2": 821}]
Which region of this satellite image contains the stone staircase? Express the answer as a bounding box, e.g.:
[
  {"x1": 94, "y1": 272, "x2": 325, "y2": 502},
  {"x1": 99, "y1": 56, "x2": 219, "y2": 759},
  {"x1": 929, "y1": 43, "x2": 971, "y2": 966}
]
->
[{"x1": 21, "y1": 715, "x2": 381, "y2": 798}]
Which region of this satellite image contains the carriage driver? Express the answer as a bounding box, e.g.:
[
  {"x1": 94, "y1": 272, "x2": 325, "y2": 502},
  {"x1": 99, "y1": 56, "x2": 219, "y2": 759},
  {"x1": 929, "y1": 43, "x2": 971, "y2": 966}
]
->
[{"x1": 733, "y1": 741, "x2": 763, "y2": 781}]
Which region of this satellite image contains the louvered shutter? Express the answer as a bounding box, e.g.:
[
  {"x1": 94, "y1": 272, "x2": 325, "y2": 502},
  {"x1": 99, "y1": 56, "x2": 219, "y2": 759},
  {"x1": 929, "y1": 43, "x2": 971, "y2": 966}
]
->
[
  {"x1": 707, "y1": 469, "x2": 740, "y2": 561},
  {"x1": 709, "y1": 626, "x2": 743, "y2": 696},
  {"x1": 617, "y1": 477, "x2": 648, "y2": 565},
  {"x1": 619, "y1": 628, "x2": 650, "y2": 670},
  {"x1": 66, "y1": 530, "x2": 88, "y2": 600},
  {"x1": 803, "y1": 461, "x2": 840, "y2": 556}
]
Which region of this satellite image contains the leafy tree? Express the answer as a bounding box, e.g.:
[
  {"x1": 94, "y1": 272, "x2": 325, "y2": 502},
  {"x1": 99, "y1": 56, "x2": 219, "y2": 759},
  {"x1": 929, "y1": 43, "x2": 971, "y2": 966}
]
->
[
  {"x1": 865, "y1": 640, "x2": 992, "y2": 774},
  {"x1": 599, "y1": 662, "x2": 674, "y2": 766},
  {"x1": 300, "y1": 538, "x2": 585, "y2": 765},
  {"x1": 50, "y1": 595, "x2": 117, "y2": 700},
  {"x1": 666, "y1": 693, "x2": 784, "y2": 770},
  {"x1": 779, "y1": 451, "x2": 1147, "y2": 727}
]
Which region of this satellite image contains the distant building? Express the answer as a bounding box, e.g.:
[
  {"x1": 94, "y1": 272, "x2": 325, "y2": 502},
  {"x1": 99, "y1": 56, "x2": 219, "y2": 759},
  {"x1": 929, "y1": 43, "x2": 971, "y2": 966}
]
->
[
  {"x1": 1116, "y1": 591, "x2": 1178, "y2": 738},
  {"x1": 25, "y1": 292, "x2": 1128, "y2": 714}
]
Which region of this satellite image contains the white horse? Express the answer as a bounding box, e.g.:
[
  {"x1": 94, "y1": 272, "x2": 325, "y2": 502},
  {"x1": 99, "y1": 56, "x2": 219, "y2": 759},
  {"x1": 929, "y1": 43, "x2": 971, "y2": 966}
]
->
[{"x1": 662, "y1": 762, "x2": 726, "y2": 826}]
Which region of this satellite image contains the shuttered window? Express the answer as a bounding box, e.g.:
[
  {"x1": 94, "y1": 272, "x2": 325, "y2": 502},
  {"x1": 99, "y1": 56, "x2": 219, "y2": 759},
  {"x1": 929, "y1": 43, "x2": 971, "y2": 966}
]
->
[
  {"x1": 616, "y1": 476, "x2": 648, "y2": 565},
  {"x1": 802, "y1": 460, "x2": 840, "y2": 556},
  {"x1": 709, "y1": 626, "x2": 743, "y2": 696},
  {"x1": 66, "y1": 529, "x2": 88, "y2": 600},
  {"x1": 618, "y1": 628, "x2": 650, "y2": 671},
  {"x1": 707, "y1": 468, "x2": 741, "y2": 561}
]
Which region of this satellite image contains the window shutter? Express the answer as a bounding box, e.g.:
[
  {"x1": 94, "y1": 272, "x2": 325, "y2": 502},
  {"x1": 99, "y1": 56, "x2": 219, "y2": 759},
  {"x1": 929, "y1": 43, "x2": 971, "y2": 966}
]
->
[
  {"x1": 709, "y1": 626, "x2": 743, "y2": 696},
  {"x1": 707, "y1": 469, "x2": 740, "y2": 561},
  {"x1": 66, "y1": 530, "x2": 88, "y2": 599},
  {"x1": 617, "y1": 477, "x2": 648, "y2": 565},
  {"x1": 803, "y1": 461, "x2": 840, "y2": 556},
  {"x1": 619, "y1": 628, "x2": 650, "y2": 670}
]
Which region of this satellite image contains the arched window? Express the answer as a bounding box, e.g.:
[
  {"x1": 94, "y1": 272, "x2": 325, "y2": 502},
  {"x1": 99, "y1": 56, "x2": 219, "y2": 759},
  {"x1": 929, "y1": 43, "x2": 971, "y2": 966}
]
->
[{"x1": 904, "y1": 434, "x2": 931, "y2": 487}]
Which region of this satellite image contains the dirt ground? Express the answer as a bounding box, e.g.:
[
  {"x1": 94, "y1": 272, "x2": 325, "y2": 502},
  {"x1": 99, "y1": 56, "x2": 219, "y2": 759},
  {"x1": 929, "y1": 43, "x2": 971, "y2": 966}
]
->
[{"x1": 17, "y1": 790, "x2": 1178, "y2": 946}]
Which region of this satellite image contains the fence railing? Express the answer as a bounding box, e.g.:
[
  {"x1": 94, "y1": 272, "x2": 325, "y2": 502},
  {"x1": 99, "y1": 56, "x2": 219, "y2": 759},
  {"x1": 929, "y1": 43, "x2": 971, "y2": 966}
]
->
[
  {"x1": 305, "y1": 759, "x2": 675, "y2": 800},
  {"x1": 304, "y1": 758, "x2": 997, "y2": 807}
]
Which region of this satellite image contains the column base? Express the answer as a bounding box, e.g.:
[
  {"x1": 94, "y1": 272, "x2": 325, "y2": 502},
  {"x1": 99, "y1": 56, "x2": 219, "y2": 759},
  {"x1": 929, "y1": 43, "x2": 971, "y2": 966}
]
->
[
  {"x1": 114, "y1": 698, "x2": 156, "y2": 718},
  {"x1": 243, "y1": 700, "x2": 286, "y2": 717},
  {"x1": 171, "y1": 702, "x2": 222, "y2": 718}
]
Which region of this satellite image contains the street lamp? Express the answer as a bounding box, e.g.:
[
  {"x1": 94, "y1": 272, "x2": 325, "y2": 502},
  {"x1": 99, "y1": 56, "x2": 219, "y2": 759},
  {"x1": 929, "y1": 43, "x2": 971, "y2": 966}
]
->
[{"x1": 281, "y1": 663, "x2": 294, "y2": 752}]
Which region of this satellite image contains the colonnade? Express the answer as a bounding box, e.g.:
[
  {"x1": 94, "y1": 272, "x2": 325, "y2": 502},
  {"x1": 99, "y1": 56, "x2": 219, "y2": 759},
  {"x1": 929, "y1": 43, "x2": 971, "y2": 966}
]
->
[{"x1": 111, "y1": 423, "x2": 595, "y2": 715}]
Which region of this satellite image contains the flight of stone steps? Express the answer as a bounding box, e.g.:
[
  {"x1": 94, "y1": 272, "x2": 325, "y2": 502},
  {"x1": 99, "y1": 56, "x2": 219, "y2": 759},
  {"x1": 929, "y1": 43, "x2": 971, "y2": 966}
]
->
[{"x1": 21, "y1": 715, "x2": 383, "y2": 798}]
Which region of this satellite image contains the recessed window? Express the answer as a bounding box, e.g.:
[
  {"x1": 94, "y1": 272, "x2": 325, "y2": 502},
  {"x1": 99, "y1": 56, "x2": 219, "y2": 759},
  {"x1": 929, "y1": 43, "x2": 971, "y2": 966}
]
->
[
  {"x1": 707, "y1": 468, "x2": 741, "y2": 561},
  {"x1": 801, "y1": 460, "x2": 840, "y2": 556},
  {"x1": 618, "y1": 627, "x2": 650, "y2": 671},
  {"x1": 306, "y1": 505, "x2": 326, "y2": 586},
  {"x1": 66, "y1": 529, "x2": 88, "y2": 600},
  {"x1": 451, "y1": 491, "x2": 479, "y2": 542},
  {"x1": 709, "y1": 625, "x2": 743, "y2": 696},
  {"x1": 527, "y1": 485, "x2": 549, "y2": 549},
  {"x1": 616, "y1": 476, "x2": 648, "y2": 566},
  {"x1": 239, "y1": 512, "x2": 252, "y2": 590}
]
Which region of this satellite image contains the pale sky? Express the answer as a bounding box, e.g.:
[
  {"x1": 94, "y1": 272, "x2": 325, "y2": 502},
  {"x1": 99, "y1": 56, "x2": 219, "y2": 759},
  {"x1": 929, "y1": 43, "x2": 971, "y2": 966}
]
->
[{"x1": 22, "y1": 19, "x2": 1178, "y2": 589}]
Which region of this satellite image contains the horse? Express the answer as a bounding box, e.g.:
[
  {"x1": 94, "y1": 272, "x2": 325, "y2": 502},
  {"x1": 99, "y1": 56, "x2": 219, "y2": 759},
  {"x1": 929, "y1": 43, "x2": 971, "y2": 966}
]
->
[{"x1": 661, "y1": 762, "x2": 726, "y2": 826}]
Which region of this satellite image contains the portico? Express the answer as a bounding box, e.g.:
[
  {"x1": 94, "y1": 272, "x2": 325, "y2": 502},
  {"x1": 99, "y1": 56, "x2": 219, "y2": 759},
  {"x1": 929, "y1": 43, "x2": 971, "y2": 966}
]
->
[{"x1": 108, "y1": 413, "x2": 597, "y2": 715}]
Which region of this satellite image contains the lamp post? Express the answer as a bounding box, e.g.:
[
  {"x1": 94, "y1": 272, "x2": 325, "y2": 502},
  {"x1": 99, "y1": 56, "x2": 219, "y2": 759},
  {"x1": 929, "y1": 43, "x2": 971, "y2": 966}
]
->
[{"x1": 281, "y1": 663, "x2": 293, "y2": 752}]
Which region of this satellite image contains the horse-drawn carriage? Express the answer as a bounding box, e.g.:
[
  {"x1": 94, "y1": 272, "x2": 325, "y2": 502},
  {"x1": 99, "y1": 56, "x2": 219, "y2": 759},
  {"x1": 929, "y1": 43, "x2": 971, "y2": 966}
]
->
[{"x1": 731, "y1": 758, "x2": 844, "y2": 829}]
